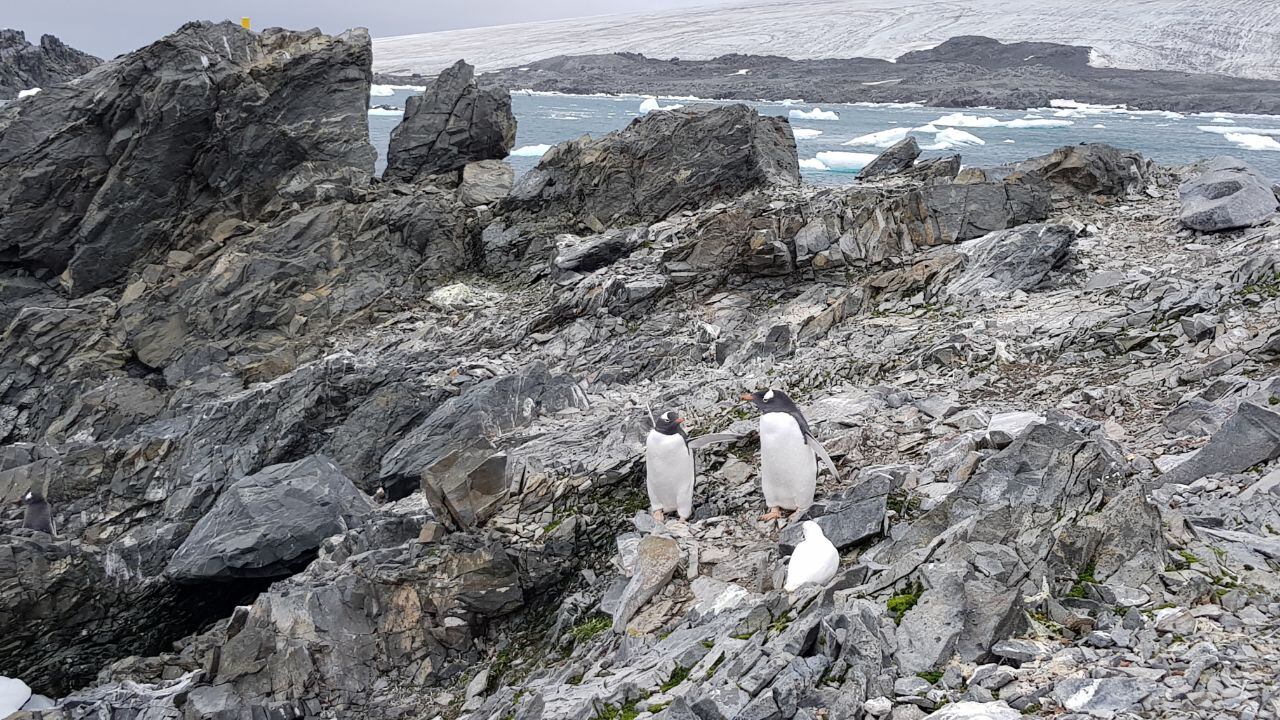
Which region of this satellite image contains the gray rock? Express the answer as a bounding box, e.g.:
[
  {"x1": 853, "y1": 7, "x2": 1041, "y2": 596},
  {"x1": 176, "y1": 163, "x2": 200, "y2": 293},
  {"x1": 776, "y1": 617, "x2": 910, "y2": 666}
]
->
[
  {"x1": 384, "y1": 59, "x2": 516, "y2": 182},
  {"x1": 1179, "y1": 156, "x2": 1279, "y2": 231},
  {"x1": 553, "y1": 227, "x2": 649, "y2": 274},
  {"x1": 0, "y1": 29, "x2": 100, "y2": 99},
  {"x1": 612, "y1": 535, "x2": 681, "y2": 633},
  {"x1": 1010, "y1": 143, "x2": 1153, "y2": 198},
  {"x1": 858, "y1": 137, "x2": 922, "y2": 180},
  {"x1": 902, "y1": 155, "x2": 961, "y2": 183},
  {"x1": 165, "y1": 454, "x2": 371, "y2": 581},
  {"x1": 946, "y1": 223, "x2": 1075, "y2": 298},
  {"x1": 778, "y1": 494, "x2": 886, "y2": 553},
  {"x1": 1052, "y1": 677, "x2": 1157, "y2": 714},
  {"x1": 500, "y1": 104, "x2": 799, "y2": 228},
  {"x1": 458, "y1": 159, "x2": 515, "y2": 206},
  {"x1": 1158, "y1": 401, "x2": 1280, "y2": 485},
  {"x1": 0, "y1": 21, "x2": 375, "y2": 294},
  {"x1": 420, "y1": 440, "x2": 510, "y2": 530},
  {"x1": 922, "y1": 701, "x2": 1020, "y2": 720}
]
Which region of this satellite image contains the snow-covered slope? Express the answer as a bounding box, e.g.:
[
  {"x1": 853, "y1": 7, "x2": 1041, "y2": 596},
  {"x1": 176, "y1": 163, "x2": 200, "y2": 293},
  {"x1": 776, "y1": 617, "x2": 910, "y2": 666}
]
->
[{"x1": 373, "y1": 0, "x2": 1280, "y2": 80}]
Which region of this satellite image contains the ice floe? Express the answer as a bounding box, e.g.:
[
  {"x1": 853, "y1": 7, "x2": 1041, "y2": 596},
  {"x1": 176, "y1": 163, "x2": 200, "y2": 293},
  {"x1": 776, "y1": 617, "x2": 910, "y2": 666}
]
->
[
  {"x1": 1005, "y1": 118, "x2": 1073, "y2": 128},
  {"x1": 1, "y1": 676, "x2": 32, "y2": 716},
  {"x1": 843, "y1": 127, "x2": 911, "y2": 147},
  {"x1": 1197, "y1": 125, "x2": 1280, "y2": 136},
  {"x1": 813, "y1": 151, "x2": 877, "y2": 172},
  {"x1": 799, "y1": 157, "x2": 829, "y2": 171},
  {"x1": 789, "y1": 107, "x2": 840, "y2": 121},
  {"x1": 933, "y1": 112, "x2": 1071, "y2": 129},
  {"x1": 367, "y1": 106, "x2": 404, "y2": 116},
  {"x1": 792, "y1": 128, "x2": 824, "y2": 139},
  {"x1": 1223, "y1": 132, "x2": 1280, "y2": 151},
  {"x1": 1211, "y1": 117, "x2": 1235, "y2": 124},
  {"x1": 922, "y1": 127, "x2": 986, "y2": 150},
  {"x1": 370, "y1": 84, "x2": 396, "y2": 97},
  {"x1": 1092, "y1": 123, "x2": 1107, "y2": 128},
  {"x1": 779, "y1": 98, "x2": 804, "y2": 106},
  {"x1": 639, "y1": 96, "x2": 684, "y2": 113},
  {"x1": 510, "y1": 144, "x2": 553, "y2": 157}
]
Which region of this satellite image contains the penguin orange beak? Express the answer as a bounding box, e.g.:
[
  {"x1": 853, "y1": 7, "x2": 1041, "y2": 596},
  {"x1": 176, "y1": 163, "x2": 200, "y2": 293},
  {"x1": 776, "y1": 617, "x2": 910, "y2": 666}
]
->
[
  {"x1": 739, "y1": 393, "x2": 755, "y2": 402},
  {"x1": 676, "y1": 417, "x2": 685, "y2": 424}
]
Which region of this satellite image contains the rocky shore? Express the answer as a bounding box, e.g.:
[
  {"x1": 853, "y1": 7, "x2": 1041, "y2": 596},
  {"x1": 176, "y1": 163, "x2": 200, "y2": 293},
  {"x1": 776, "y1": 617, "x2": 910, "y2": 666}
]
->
[
  {"x1": 2, "y1": 20, "x2": 1280, "y2": 720},
  {"x1": 462, "y1": 36, "x2": 1280, "y2": 115}
]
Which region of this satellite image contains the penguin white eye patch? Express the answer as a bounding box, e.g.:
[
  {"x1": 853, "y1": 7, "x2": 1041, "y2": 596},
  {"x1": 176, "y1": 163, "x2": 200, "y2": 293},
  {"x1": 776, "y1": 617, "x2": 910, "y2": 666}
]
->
[{"x1": 763, "y1": 389, "x2": 774, "y2": 401}]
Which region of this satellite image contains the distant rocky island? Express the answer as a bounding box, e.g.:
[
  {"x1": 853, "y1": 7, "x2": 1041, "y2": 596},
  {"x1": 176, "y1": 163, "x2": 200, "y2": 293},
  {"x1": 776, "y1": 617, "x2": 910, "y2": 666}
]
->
[
  {"x1": 403, "y1": 36, "x2": 1280, "y2": 115},
  {"x1": 2, "y1": 17, "x2": 1280, "y2": 720},
  {"x1": 0, "y1": 29, "x2": 99, "y2": 98}
]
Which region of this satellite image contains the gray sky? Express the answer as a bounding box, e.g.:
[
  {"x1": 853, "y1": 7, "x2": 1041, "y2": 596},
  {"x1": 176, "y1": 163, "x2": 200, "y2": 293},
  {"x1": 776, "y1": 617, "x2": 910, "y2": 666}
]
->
[{"x1": 8, "y1": 0, "x2": 734, "y2": 59}]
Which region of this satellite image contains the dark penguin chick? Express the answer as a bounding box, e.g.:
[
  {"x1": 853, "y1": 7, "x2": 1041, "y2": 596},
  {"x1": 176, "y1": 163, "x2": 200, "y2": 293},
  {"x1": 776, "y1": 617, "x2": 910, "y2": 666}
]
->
[{"x1": 20, "y1": 490, "x2": 55, "y2": 536}]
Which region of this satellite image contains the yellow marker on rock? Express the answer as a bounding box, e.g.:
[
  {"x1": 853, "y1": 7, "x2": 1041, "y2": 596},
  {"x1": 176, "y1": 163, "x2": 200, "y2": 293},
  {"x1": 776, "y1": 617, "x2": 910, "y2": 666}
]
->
[{"x1": 241, "y1": 17, "x2": 251, "y2": 29}]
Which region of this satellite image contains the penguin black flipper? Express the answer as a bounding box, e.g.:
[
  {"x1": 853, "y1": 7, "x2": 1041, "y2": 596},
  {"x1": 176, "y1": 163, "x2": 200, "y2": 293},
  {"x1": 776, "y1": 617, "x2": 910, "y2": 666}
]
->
[{"x1": 807, "y1": 435, "x2": 840, "y2": 482}]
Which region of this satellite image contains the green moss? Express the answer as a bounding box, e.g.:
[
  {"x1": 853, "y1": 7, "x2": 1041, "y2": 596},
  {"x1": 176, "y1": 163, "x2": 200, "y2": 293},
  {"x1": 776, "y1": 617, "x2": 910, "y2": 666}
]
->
[
  {"x1": 700, "y1": 640, "x2": 715, "y2": 649},
  {"x1": 731, "y1": 632, "x2": 755, "y2": 640},
  {"x1": 917, "y1": 670, "x2": 944, "y2": 684},
  {"x1": 707, "y1": 654, "x2": 726, "y2": 677},
  {"x1": 886, "y1": 491, "x2": 922, "y2": 517},
  {"x1": 660, "y1": 665, "x2": 691, "y2": 693},
  {"x1": 887, "y1": 582, "x2": 922, "y2": 625},
  {"x1": 543, "y1": 518, "x2": 563, "y2": 534},
  {"x1": 1178, "y1": 550, "x2": 1201, "y2": 565},
  {"x1": 596, "y1": 701, "x2": 640, "y2": 720},
  {"x1": 1067, "y1": 562, "x2": 1096, "y2": 598},
  {"x1": 569, "y1": 615, "x2": 611, "y2": 643},
  {"x1": 649, "y1": 701, "x2": 671, "y2": 713},
  {"x1": 770, "y1": 616, "x2": 792, "y2": 634},
  {"x1": 1021, "y1": 704, "x2": 1041, "y2": 715}
]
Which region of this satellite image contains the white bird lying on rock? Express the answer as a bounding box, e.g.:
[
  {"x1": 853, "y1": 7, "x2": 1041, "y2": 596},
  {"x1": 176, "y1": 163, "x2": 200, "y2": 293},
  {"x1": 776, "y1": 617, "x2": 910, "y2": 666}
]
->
[
  {"x1": 741, "y1": 389, "x2": 840, "y2": 522},
  {"x1": 0, "y1": 675, "x2": 33, "y2": 715},
  {"x1": 784, "y1": 521, "x2": 840, "y2": 592}
]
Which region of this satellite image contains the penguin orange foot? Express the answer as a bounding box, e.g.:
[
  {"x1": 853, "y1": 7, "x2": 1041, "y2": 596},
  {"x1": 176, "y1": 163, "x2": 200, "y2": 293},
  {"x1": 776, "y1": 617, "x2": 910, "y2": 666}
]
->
[
  {"x1": 652, "y1": 509, "x2": 666, "y2": 523},
  {"x1": 759, "y1": 506, "x2": 783, "y2": 522}
]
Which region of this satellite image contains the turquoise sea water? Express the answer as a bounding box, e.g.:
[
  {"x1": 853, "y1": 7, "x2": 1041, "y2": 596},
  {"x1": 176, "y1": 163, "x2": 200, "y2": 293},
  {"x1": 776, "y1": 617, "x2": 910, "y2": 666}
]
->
[{"x1": 369, "y1": 90, "x2": 1280, "y2": 185}]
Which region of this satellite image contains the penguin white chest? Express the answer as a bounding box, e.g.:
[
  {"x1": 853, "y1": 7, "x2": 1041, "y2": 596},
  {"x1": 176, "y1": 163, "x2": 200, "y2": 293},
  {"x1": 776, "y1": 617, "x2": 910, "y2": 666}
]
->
[
  {"x1": 645, "y1": 430, "x2": 694, "y2": 516},
  {"x1": 759, "y1": 412, "x2": 816, "y2": 509}
]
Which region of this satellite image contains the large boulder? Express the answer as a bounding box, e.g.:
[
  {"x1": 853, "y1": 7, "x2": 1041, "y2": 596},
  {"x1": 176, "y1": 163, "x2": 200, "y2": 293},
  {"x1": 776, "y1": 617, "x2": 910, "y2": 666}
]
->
[
  {"x1": 1009, "y1": 143, "x2": 1153, "y2": 198},
  {"x1": 858, "y1": 137, "x2": 921, "y2": 180},
  {"x1": 500, "y1": 103, "x2": 799, "y2": 228},
  {"x1": 166, "y1": 455, "x2": 371, "y2": 581},
  {"x1": 945, "y1": 222, "x2": 1074, "y2": 298},
  {"x1": 0, "y1": 22, "x2": 375, "y2": 295},
  {"x1": 0, "y1": 30, "x2": 100, "y2": 98},
  {"x1": 384, "y1": 59, "x2": 516, "y2": 183},
  {"x1": 1178, "y1": 156, "x2": 1279, "y2": 232}
]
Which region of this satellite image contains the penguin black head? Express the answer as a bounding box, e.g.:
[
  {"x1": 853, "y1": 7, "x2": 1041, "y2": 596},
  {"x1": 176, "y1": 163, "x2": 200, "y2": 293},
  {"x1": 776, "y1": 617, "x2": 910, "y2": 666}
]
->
[
  {"x1": 740, "y1": 388, "x2": 799, "y2": 414},
  {"x1": 653, "y1": 410, "x2": 685, "y2": 436},
  {"x1": 22, "y1": 489, "x2": 46, "y2": 505}
]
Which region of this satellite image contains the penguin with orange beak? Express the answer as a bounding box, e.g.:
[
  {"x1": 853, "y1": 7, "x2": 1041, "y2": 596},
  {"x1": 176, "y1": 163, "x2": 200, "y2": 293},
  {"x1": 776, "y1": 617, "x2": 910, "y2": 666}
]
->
[
  {"x1": 646, "y1": 410, "x2": 694, "y2": 522},
  {"x1": 740, "y1": 389, "x2": 839, "y2": 522}
]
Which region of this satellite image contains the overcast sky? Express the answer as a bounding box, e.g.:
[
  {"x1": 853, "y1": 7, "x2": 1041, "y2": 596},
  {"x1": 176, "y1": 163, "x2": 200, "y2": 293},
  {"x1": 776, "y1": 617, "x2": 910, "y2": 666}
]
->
[{"x1": 8, "y1": 0, "x2": 735, "y2": 59}]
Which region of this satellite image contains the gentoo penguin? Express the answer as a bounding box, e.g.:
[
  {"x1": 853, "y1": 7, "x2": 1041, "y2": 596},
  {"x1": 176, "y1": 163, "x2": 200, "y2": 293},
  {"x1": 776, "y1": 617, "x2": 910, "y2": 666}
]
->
[
  {"x1": 646, "y1": 410, "x2": 694, "y2": 522},
  {"x1": 373, "y1": 486, "x2": 387, "y2": 505},
  {"x1": 784, "y1": 521, "x2": 840, "y2": 592},
  {"x1": 741, "y1": 389, "x2": 839, "y2": 522},
  {"x1": 19, "y1": 490, "x2": 55, "y2": 536}
]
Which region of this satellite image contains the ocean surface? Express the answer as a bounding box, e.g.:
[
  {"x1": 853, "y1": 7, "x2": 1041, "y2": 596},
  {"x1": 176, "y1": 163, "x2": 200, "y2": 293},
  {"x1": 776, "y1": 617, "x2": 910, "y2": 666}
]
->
[{"x1": 368, "y1": 89, "x2": 1280, "y2": 185}]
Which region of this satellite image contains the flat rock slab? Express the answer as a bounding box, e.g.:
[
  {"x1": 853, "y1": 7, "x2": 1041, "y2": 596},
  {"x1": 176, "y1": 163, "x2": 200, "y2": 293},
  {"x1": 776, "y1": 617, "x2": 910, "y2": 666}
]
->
[
  {"x1": 1052, "y1": 677, "x2": 1157, "y2": 715},
  {"x1": 1179, "y1": 156, "x2": 1279, "y2": 231}
]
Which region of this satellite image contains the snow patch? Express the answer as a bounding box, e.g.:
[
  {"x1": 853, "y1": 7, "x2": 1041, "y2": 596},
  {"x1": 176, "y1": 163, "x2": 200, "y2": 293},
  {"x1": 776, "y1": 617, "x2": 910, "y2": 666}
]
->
[
  {"x1": 17, "y1": 87, "x2": 41, "y2": 99},
  {"x1": 1, "y1": 676, "x2": 33, "y2": 716},
  {"x1": 789, "y1": 107, "x2": 840, "y2": 121},
  {"x1": 843, "y1": 127, "x2": 911, "y2": 147},
  {"x1": 814, "y1": 151, "x2": 877, "y2": 172},
  {"x1": 1223, "y1": 132, "x2": 1280, "y2": 151},
  {"x1": 732, "y1": 68, "x2": 751, "y2": 75},
  {"x1": 510, "y1": 144, "x2": 552, "y2": 157},
  {"x1": 861, "y1": 78, "x2": 902, "y2": 86},
  {"x1": 792, "y1": 128, "x2": 824, "y2": 139}
]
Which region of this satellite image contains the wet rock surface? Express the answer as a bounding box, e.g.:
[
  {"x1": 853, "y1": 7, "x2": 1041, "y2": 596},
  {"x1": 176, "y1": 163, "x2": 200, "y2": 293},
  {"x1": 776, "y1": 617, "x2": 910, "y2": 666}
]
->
[{"x1": 1, "y1": 20, "x2": 1279, "y2": 720}]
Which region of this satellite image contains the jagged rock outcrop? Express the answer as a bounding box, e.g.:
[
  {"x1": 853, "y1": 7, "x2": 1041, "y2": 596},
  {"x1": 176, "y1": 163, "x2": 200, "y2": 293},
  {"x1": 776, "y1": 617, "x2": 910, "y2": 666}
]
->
[
  {"x1": 1179, "y1": 156, "x2": 1280, "y2": 231},
  {"x1": 165, "y1": 455, "x2": 372, "y2": 581},
  {"x1": 944, "y1": 222, "x2": 1075, "y2": 298},
  {"x1": 499, "y1": 103, "x2": 799, "y2": 229},
  {"x1": 384, "y1": 59, "x2": 516, "y2": 183},
  {"x1": 857, "y1": 137, "x2": 921, "y2": 180},
  {"x1": 0, "y1": 21, "x2": 375, "y2": 295},
  {"x1": 0, "y1": 29, "x2": 100, "y2": 98},
  {"x1": 1006, "y1": 143, "x2": 1154, "y2": 198}
]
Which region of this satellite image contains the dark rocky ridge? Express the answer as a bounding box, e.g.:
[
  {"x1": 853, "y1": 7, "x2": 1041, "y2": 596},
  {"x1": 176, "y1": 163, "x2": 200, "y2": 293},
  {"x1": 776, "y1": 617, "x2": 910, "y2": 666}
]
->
[
  {"x1": 464, "y1": 36, "x2": 1280, "y2": 115},
  {"x1": 0, "y1": 29, "x2": 100, "y2": 99},
  {"x1": 1, "y1": 19, "x2": 1279, "y2": 720}
]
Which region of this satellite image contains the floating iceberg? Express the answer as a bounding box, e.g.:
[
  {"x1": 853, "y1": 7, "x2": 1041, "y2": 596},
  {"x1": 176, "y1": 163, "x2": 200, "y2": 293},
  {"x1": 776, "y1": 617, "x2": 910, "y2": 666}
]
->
[
  {"x1": 732, "y1": 68, "x2": 751, "y2": 75},
  {"x1": 792, "y1": 128, "x2": 824, "y2": 139},
  {"x1": 639, "y1": 96, "x2": 683, "y2": 113},
  {"x1": 367, "y1": 106, "x2": 404, "y2": 116},
  {"x1": 370, "y1": 84, "x2": 396, "y2": 97},
  {"x1": 789, "y1": 107, "x2": 840, "y2": 121},
  {"x1": 914, "y1": 123, "x2": 940, "y2": 133},
  {"x1": 1197, "y1": 125, "x2": 1280, "y2": 136},
  {"x1": 1211, "y1": 117, "x2": 1235, "y2": 124},
  {"x1": 1004, "y1": 118, "x2": 1073, "y2": 128},
  {"x1": 1223, "y1": 132, "x2": 1280, "y2": 151},
  {"x1": 813, "y1": 151, "x2": 877, "y2": 172},
  {"x1": 17, "y1": 87, "x2": 40, "y2": 99},
  {"x1": 799, "y1": 157, "x2": 829, "y2": 171},
  {"x1": 510, "y1": 144, "x2": 552, "y2": 157},
  {"x1": 923, "y1": 127, "x2": 985, "y2": 150},
  {"x1": 780, "y1": 98, "x2": 804, "y2": 106},
  {"x1": 843, "y1": 127, "x2": 911, "y2": 147},
  {"x1": 932, "y1": 112, "x2": 1004, "y2": 128},
  {"x1": 1003, "y1": 139, "x2": 1016, "y2": 144},
  {"x1": 1049, "y1": 99, "x2": 1125, "y2": 110},
  {"x1": 1092, "y1": 123, "x2": 1107, "y2": 128}
]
